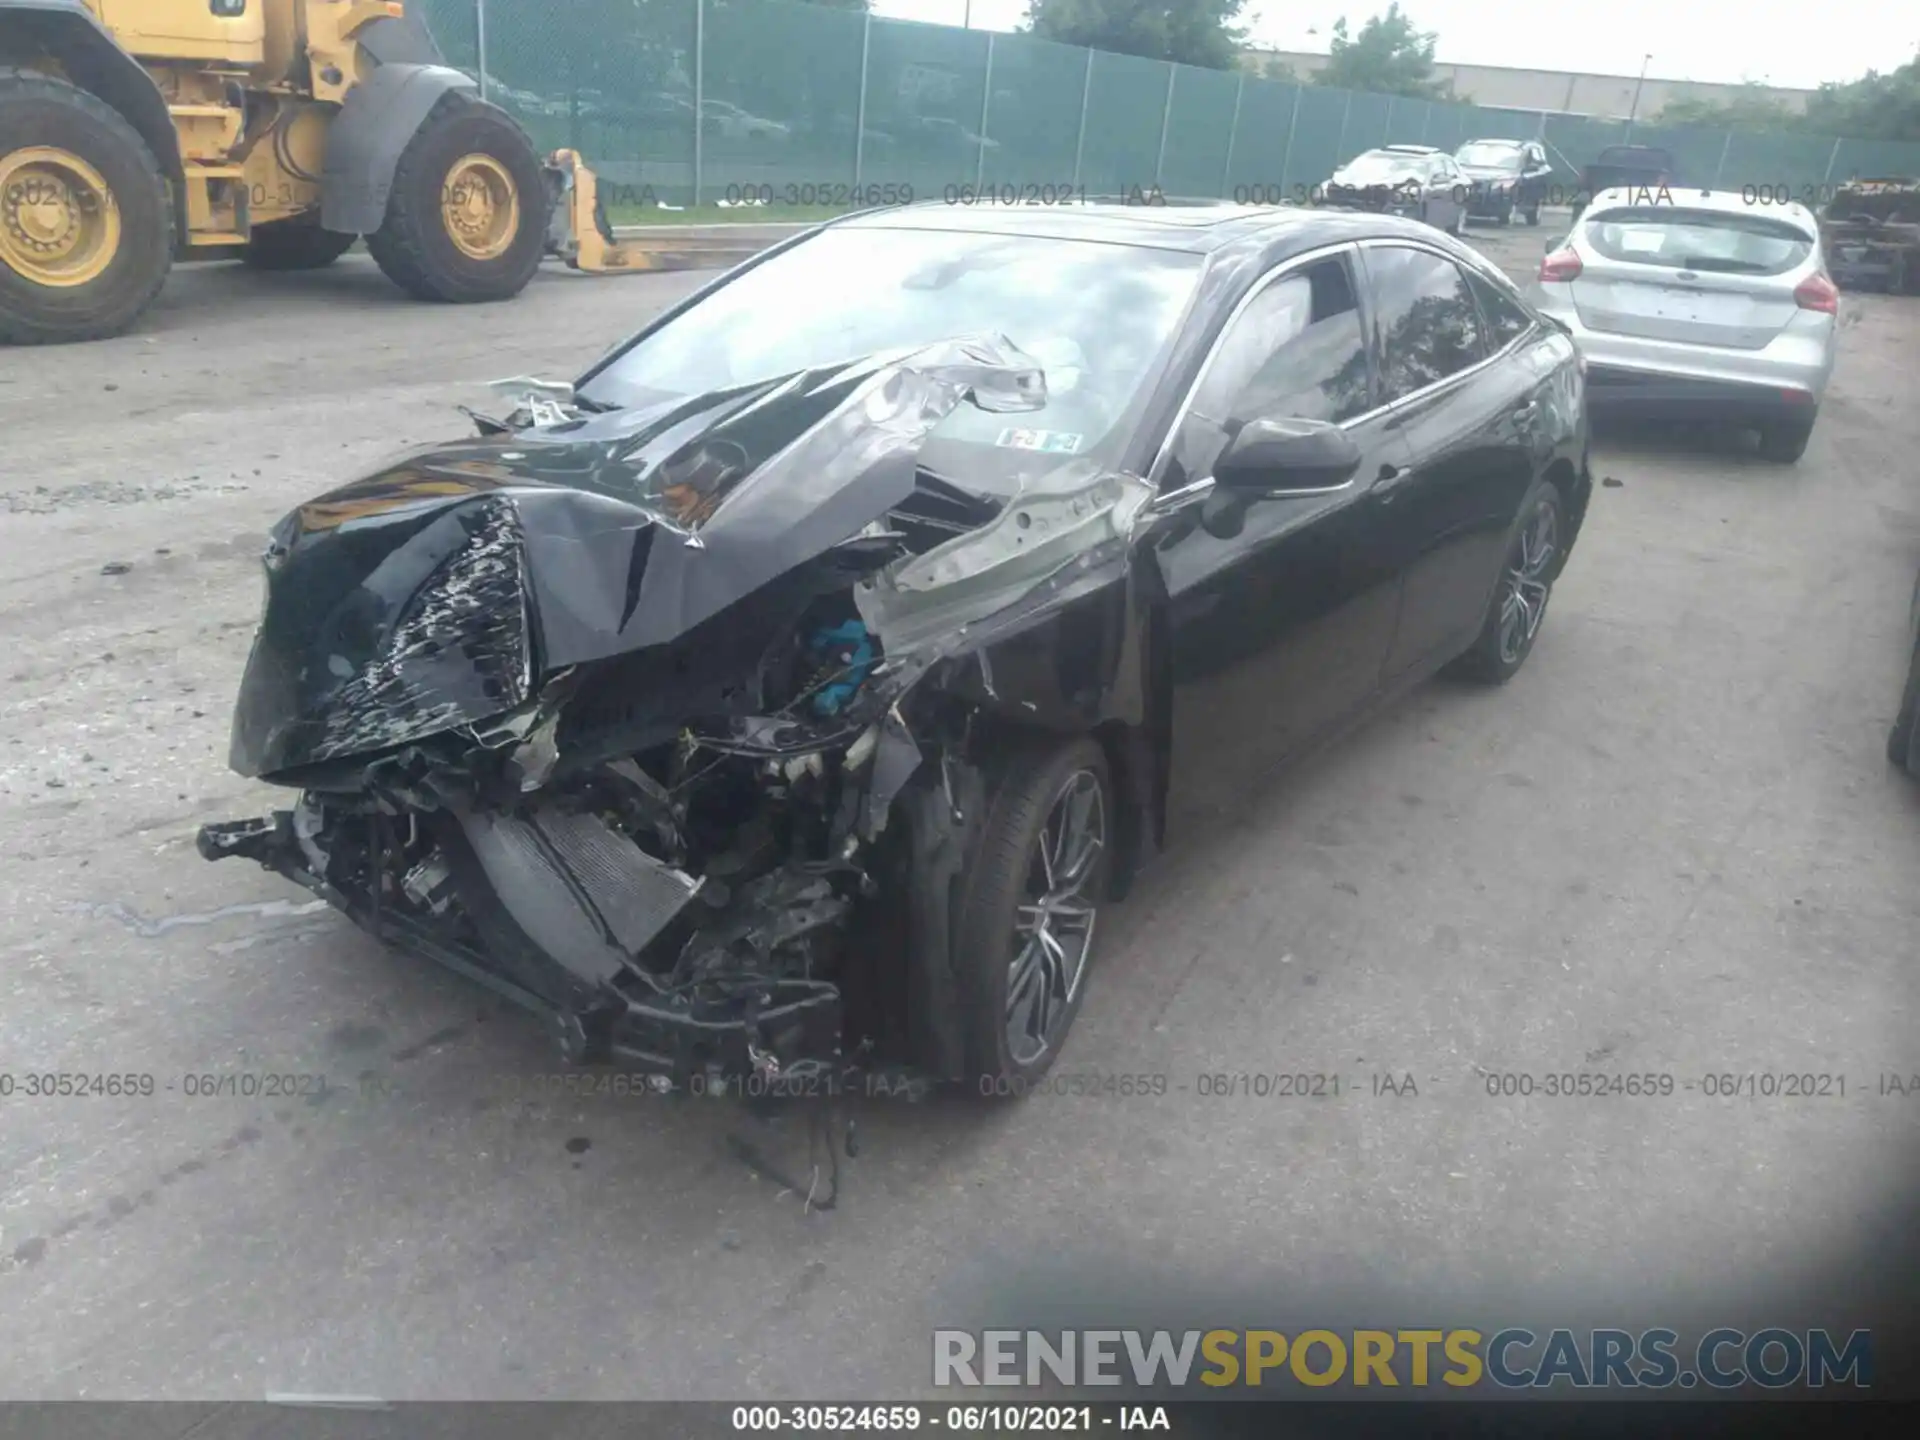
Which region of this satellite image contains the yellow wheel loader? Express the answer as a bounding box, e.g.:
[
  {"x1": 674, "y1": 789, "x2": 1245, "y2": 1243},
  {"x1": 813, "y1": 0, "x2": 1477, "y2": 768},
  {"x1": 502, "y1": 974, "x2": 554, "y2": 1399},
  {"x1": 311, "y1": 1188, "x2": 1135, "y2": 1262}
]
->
[{"x1": 0, "y1": 1, "x2": 650, "y2": 345}]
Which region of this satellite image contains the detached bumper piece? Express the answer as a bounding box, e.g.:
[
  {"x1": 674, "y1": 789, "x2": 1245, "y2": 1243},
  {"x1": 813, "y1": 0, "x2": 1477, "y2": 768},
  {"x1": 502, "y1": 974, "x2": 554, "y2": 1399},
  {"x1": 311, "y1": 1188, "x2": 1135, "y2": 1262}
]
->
[{"x1": 197, "y1": 805, "x2": 847, "y2": 1090}]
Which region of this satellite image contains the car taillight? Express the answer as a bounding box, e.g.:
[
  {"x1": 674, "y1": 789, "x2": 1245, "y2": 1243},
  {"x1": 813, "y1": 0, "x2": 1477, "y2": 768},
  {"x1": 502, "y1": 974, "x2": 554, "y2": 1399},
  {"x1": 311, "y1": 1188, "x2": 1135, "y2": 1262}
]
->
[
  {"x1": 1540, "y1": 249, "x2": 1582, "y2": 282},
  {"x1": 1794, "y1": 273, "x2": 1839, "y2": 313}
]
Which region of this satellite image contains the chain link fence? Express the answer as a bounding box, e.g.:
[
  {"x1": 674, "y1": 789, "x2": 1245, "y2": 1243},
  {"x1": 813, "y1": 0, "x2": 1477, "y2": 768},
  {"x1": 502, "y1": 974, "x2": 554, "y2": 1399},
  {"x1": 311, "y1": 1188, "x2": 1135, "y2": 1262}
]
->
[{"x1": 415, "y1": 0, "x2": 1920, "y2": 210}]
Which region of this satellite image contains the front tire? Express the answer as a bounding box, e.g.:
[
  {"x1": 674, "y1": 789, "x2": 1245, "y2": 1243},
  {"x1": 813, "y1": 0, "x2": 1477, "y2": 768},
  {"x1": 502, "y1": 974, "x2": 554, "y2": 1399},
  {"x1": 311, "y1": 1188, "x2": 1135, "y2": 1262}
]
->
[
  {"x1": 365, "y1": 92, "x2": 548, "y2": 303},
  {"x1": 0, "y1": 69, "x2": 173, "y2": 345},
  {"x1": 1448, "y1": 483, "x2": 1564, "y2": 685},
  {"x1": 242, "y1": 218, "x2": 356, "y2": 271},
  {"x1": 953, "y1": 736, "x2": 1113, "y2": 1091}
]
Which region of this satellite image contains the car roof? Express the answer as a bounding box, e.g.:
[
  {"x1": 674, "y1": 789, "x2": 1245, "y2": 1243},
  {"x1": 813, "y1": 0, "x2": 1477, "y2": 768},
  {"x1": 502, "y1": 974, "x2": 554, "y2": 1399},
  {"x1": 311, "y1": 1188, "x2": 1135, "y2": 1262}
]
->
[
  {"x1": 1585, "y1": 186, "x2": 1818, "y2": 232},
  {"x1": 1381, "y1": 144, "x2": 1442, "y2": 154},
  {"x1": 829, "y1": 200, "x2": 1448, "y2": 255},
  {"x1": 1459, "y1": 137, "x2": 1527, "y2": 147}
]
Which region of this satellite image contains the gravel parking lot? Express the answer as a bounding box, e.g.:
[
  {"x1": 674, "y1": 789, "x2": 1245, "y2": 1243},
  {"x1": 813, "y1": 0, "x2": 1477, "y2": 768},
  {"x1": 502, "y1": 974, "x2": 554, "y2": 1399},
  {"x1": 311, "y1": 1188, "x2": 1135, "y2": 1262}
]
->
[{"x1": 2, "y1": 218, "x2": 1918, "y2": 1399}]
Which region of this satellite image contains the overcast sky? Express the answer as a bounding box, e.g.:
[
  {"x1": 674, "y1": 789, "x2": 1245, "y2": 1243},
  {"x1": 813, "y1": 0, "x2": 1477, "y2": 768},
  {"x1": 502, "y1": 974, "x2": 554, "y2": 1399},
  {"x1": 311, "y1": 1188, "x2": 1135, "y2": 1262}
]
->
[{"x1": 867, "y1": 1, "x2": 1917, "y2": 91}]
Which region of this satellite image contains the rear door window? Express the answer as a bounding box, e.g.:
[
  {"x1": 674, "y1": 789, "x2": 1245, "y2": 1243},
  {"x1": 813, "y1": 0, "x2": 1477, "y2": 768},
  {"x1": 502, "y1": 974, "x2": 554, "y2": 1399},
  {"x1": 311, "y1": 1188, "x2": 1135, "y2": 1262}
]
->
[
  {"x1": 1463, "y1": 269, "x2": 1537, "y2": 351},
  {"x1": 1584, "y1": 208, "x2": 1814, "y2": 275},
  {"x1": 1361, "y1": 246, "x2": 1491, "y2": 404}
]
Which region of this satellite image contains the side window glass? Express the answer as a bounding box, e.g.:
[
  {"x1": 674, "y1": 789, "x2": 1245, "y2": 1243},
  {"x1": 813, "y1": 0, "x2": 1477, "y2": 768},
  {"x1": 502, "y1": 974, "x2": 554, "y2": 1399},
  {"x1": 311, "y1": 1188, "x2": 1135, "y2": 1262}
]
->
[
  {"x1": 1362, "y1": 246, "x2": 1490, "y2": 404},
  {"x1": 1464, "y1": 268, "x2": 1536, "y2": 351},
  {"x1": 1162, "y1": 257, "x2": 1372, "y2": 490}
]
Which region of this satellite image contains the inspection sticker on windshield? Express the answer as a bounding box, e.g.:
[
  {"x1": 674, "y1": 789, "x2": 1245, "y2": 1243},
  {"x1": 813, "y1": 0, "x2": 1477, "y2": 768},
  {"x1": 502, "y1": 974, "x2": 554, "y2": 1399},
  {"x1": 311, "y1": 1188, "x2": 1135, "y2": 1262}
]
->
[{"x1": 997, "y1": 428, "x2": 1084, "y2": 454}]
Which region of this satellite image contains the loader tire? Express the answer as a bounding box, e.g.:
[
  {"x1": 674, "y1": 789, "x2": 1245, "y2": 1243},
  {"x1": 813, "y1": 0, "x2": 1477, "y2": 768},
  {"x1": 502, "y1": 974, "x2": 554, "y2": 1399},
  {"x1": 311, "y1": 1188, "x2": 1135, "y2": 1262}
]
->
[
  {"x1": 0, "y1": 69, "x2": 173, "y2": 345},
  {"x1": 366, "y1": 92, "x2": 548, "y2": 304},
  {"x1": 242, "y1": 218, "x2": 356, "y2": 271}
]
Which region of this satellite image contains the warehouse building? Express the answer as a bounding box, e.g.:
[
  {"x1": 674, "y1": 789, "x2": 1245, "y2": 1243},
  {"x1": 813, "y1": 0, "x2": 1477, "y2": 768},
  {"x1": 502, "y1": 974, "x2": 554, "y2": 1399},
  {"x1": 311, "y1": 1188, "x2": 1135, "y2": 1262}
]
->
[{"x1": 1239, "y1": 51, "x2": 1815, "y2": 121}]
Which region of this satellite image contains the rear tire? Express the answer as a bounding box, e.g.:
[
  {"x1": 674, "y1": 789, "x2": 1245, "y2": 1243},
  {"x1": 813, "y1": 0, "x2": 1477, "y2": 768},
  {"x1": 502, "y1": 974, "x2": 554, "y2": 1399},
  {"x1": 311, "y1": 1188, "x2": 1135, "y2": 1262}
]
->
[
  {"x1": 1889, "y1": 577, "x2": 1920, "y2": 776},
  {"x1": 0, "y1": 69, "x2": 173, "y2": 345},
  {"x1": 1758, "y1": 413, "x2": 1815, "y2": 464},
  {"x1": 1448, "y1": 482, "x2": 1564, "y2": 685},
  {"x1": 242, "y1": 218, "x2": 355, "y2": 271},
  {"x1": 953, "y1": 735, "x2": 1113, "y2": 1092},
  {"x1": 366, "y1": 92, "x2": 549, "y2": 304},
  {"x1": 1888, "y1": 645, "x2": 1920, "y2": 777}
]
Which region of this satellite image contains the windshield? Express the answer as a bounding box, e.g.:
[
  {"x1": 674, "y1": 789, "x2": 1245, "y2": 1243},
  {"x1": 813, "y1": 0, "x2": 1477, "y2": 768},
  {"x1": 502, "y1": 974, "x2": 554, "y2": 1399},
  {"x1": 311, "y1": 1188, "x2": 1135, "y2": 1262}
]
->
[
  {"x1": 579, "y1": 227, "x2": 1203, "y2": 491},
  {"x1": 1336, "y1": 152, "x2": 1425, "y2": 184},
  {"x1": 1456, "y1": 142, "x2": 1524, "y2": 170},
  {"x1": 1584, "y1": 207, "x2": 1814, "y2": 274}
]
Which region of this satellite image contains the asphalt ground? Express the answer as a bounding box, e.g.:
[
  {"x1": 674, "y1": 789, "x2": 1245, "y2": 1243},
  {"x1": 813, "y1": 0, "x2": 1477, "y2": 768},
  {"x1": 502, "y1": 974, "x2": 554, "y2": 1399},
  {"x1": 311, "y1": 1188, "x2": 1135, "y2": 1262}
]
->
[{"x1": 1, "y1": 214, "x2": 1917, "y2": 1400}]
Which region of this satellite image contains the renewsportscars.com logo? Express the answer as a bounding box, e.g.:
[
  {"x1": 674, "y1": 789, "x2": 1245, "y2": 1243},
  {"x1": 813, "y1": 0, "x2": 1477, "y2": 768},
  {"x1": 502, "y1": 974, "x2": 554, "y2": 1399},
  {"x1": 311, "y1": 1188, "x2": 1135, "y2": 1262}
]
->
[{"x1": 932, "y1": 1328, "x2": 1873, "y2": 1390}]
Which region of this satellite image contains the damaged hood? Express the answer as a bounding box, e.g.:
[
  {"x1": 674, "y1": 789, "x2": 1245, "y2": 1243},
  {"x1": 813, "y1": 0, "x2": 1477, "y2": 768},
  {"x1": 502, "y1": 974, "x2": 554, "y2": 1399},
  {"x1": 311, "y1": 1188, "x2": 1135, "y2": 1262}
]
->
[{"x1": 229, "y1": 337, "x2": 1053, "y2": 778}]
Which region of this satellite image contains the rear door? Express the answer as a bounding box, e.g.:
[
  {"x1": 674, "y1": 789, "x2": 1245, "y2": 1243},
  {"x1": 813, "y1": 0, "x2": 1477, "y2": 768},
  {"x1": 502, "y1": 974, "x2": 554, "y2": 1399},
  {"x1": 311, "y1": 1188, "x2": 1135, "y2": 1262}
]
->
[
  {"x1": 1357, "y1": 243, "x2": 1542, "y2": 680},
  {"x1": 1568, "y1": 206, "x2": 1816, "y2": 350}
]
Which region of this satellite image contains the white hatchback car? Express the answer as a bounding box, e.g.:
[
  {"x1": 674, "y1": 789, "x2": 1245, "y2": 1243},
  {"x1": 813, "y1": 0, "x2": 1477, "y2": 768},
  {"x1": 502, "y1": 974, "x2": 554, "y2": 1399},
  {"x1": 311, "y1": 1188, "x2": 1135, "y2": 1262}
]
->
[{"x1": 1525, "y1": 188, "x2": 1839, "y2": 462}]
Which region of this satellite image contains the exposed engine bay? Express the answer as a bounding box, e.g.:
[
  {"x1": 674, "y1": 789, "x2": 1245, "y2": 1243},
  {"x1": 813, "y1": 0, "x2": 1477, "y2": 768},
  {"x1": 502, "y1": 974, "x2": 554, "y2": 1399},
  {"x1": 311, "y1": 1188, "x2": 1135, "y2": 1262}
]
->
[{"x1": 200, "y1": 336, "x2": 1160, "y2": 1093}]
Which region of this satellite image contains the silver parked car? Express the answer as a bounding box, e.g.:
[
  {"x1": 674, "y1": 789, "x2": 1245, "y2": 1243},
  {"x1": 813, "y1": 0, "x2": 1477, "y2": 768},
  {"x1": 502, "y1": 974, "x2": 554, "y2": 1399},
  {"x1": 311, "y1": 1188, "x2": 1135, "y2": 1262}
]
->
[
  {"x1": 1525, "y1": 188, "x2": 1838, "y2": 462},
  {"x1": 1321, "y1": 145, "x2": 1467, "y2": 236}
]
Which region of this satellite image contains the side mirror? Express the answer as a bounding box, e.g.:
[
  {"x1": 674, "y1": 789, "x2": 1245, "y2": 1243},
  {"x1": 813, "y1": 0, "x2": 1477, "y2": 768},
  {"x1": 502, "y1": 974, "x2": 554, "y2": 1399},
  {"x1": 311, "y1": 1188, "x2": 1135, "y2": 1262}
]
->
[{"x1": 1214, "y1": 417, "x2": 1363, "y2": 495}]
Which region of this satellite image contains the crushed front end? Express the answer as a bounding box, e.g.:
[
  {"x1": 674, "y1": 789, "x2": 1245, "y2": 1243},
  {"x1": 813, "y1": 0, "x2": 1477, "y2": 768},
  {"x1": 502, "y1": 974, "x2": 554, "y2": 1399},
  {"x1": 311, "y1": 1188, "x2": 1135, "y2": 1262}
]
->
[{"x1": 199, "y1": 336, "x2": 1154, "y2": 1091}]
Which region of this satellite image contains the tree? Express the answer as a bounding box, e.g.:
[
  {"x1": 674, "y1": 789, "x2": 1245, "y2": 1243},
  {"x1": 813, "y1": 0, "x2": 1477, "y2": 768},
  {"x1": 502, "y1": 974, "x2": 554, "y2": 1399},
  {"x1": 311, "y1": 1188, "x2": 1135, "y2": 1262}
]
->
[
  {"x1": 1657, "y1": 85, "x2": 1803, "y2": 132},
  {"x1": 1313, "y1": 6, "x2": 1449, "y2": 99},
  {"x1": 1240, "y1": 52, "x2": 1300, "y2": 84},
  {"x1": 1653, "y1": 53, "x2": 1920, "y2": 142},
  {"x1": 1804, "y1": 53, "x2": 1920, "y2": 141},
  {"x1": 1022, "y1": 0, "x2": 1251, "y2": 71}
]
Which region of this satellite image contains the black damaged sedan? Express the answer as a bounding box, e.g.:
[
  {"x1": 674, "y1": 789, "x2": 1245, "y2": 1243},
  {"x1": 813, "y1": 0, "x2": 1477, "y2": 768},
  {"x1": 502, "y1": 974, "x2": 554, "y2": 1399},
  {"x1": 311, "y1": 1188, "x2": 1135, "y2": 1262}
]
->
[{"x1": 201, "y1": 203, "x2": 1593, "y2": 1094}]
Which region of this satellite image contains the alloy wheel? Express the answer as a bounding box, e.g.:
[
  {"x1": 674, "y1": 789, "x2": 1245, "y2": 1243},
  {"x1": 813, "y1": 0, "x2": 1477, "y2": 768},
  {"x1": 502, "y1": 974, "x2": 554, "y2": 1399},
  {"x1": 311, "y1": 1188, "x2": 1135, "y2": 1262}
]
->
[
  {"x1": 1005, "y1": 769, "x2": 1106, "y2": 1066},
  {"x1": 440, "y1": 153, "x2": 520, "y2": 262},
  {"x1": 0, "y1": 146, "x2": 121, "y2": 287},
  {"x1": 1498, "y1": 503, "x2": 1558, "y2": 664}
]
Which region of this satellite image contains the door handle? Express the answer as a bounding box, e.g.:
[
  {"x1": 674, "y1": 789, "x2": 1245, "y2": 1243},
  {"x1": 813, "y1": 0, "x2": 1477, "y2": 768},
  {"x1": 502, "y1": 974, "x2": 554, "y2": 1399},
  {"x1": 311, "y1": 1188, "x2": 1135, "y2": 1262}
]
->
[
  {"x1": 1513, "y1": 401, "x2": 1539, "y2": 426},
  {"x1": 1375, "y1": 462, "x2": 1409, "y2": 501}
]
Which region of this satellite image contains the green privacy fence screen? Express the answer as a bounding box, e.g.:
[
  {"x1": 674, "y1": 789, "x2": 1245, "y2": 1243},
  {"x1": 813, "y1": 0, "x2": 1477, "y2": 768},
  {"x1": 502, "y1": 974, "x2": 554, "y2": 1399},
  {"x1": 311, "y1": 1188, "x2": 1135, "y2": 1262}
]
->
[{"x1": 416, "y1": 0, "x2": 1920, "y2": 208}]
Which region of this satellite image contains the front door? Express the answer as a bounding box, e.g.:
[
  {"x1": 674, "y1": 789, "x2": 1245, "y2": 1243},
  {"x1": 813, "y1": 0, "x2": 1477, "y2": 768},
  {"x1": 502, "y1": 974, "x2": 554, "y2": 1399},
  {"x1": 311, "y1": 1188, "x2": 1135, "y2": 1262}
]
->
[{"x1": 1151, "y1": 247, "x2": 1409, "y2": 831}]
